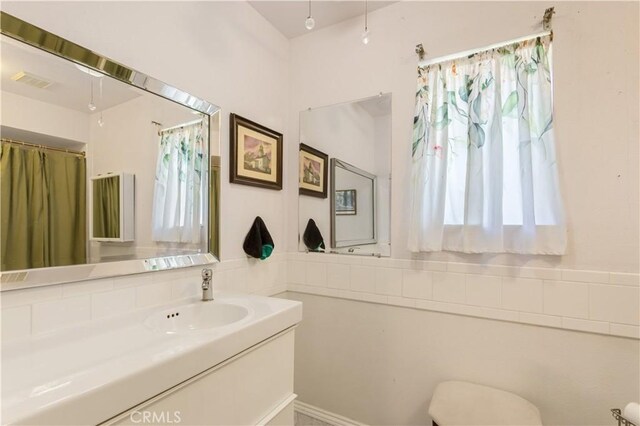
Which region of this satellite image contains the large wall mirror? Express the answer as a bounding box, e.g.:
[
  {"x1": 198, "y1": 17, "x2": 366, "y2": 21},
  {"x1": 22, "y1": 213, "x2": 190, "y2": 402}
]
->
[
  {"x1": 298, "y1": 93, "x2": 391, "y2": 257},
  {"x1": 0, "y1": 13, "x2": 221, "y2": 289}
]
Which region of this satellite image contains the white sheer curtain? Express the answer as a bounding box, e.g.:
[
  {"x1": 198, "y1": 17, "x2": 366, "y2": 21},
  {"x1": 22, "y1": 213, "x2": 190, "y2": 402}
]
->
[
  {"x1": 152, "y1": 120, "x2": 206, "y2": 244},
  {"x1": 409, "y1": 35, "x2": 566, "y2": 254}
]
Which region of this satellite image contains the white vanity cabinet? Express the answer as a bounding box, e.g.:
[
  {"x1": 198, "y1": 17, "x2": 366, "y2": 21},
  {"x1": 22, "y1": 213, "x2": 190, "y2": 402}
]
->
[
  {"x1": 2, "y1": 295, "x2": 302, "y2": 426},
  {"x1": 103, "y1": 329, "x2": 296, "y2": 426}
]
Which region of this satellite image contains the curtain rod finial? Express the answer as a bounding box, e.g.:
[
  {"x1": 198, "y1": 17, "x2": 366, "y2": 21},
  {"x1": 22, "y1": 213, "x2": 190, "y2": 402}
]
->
[
  {"x1": 543, "y1": 7, "x2": 555, "y2": 31},
  {"x1": 415, "y1": 43, "x2": 425, "y2": 61}
]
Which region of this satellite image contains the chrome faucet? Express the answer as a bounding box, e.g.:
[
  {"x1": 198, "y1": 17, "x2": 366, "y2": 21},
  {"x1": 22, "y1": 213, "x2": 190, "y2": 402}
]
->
[{"x1": 201, "y1": 268, "x2": 213, "y2": 301}]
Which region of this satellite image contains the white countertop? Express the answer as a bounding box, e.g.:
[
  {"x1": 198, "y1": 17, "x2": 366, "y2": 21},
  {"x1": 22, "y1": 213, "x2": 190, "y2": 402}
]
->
[{"x1": 1, "y1": 293, "x2": 302, "y2": 425}]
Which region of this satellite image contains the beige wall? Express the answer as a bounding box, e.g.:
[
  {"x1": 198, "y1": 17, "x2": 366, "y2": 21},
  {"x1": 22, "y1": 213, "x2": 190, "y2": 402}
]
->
[
  {"x1": 1, "y1": 90, "x2": 89, "y2": 143},
  {"x1": 287, "y1": 1, "x2": 640, "y2": 273},
  {"x1": 286, "y1": 291, "x2": 640, "y2": 426}
]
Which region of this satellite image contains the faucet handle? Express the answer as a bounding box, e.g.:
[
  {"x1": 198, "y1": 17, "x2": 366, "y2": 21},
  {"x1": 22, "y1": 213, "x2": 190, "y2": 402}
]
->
[{"x1": 201, "y1": 268, "x2": 214, "y2": 301}]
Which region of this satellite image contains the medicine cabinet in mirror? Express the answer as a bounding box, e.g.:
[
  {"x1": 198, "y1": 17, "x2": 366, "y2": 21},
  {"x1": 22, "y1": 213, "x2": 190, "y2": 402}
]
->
[
  {"x1": 298, "y1": 93, "x2": 391, "y2": 257},
  {"x1": 90, "y1": 173, "x2": 134, "y2": 242},
  {"x1": 331, "y1": 159, "x2": 377, "y2": 248},
  {"x1": 0, "y1": 12, "x2": 221, "y2": 288}
]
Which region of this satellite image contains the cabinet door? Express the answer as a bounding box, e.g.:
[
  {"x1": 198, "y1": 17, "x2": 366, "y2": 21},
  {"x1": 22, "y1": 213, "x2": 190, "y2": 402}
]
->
[{"x1": 106, "y1": 330, "x2": 295, "y2": 426}]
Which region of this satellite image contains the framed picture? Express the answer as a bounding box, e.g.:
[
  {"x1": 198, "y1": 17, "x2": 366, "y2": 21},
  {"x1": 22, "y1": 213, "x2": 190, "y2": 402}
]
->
[
  {"x1": 335, "y1": 189, "x2": 357, "y2": 215},
  {"x1": 230, "y1": 113, "x2": 283, "y2": 190},
  {"x1": 299, "y1": 143, "x2": 328, "y2": 198}
]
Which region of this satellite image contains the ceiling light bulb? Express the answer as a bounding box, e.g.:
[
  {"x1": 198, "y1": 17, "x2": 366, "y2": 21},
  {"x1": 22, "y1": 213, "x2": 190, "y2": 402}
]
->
[
  {"x1": 361, "y1": 28, "x2": 370, "y2": 45},
  {"x1": 361, "y1": 0, "x2": 370, "y2": 45},
  {"x1": 305, "y1": 16, "x2": 315, "y2": 30},
  {"x1": 88, "y1": 102, "x2": 96, "y2": 111},
  {"x1": 98, "y1": 116, "x2": 104, "y2": 127},
  {"x1": 75, "y1": 64, "x2": 105, "y2": 78}
]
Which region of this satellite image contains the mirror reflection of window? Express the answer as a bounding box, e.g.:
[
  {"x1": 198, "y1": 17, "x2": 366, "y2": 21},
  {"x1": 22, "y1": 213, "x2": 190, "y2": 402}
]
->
[{"x1": 151, "y1": 119, "x2": 208, "y2": 244}]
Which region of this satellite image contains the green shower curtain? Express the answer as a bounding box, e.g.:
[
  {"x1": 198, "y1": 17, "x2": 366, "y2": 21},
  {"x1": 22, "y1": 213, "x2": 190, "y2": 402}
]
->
[
  {"x1": 1, "y1": 142, "x2": 87, "y2": 271},
  {"x1": 209, "y1": 155, "x2": 220, "y2": 257},
  {"x1": 92, "y1": 176, "x2": 120, "y2": 239}
]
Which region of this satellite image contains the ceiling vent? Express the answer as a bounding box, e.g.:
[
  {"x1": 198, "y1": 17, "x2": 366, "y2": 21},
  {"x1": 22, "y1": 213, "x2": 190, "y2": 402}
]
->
[{"x1": 10, "y1": 71, "x2": 53, "y2": 89}]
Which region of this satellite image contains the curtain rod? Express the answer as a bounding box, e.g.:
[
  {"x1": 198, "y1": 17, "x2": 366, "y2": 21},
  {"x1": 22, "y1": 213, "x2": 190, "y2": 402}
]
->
[
  {"x1": 1, "y1": 138, "x2": 86, "y2": 157},
  {"x1": 417, "y1": 30, "x2": 552, "y2": 68},
  {"x1": 152, "y1": 118, "x2": 203, "y2": 134}
]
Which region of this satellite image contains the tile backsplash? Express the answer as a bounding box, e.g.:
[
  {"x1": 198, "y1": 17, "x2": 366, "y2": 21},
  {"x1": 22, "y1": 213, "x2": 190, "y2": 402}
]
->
[
  {"x1": 2, "y1": 252, "x2": 638, "y2": 341},
  {"x1": 285, "y1": 253, "x2": 640, "y2": 340},
  {"x1": 0, "y1": 254, "x2": 287, "y2": 340}
]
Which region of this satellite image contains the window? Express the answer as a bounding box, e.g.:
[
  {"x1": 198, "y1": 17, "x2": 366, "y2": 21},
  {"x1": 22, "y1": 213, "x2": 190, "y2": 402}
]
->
[{"x1": 409, "y1": 35, "x2": 565, "y2": 254}]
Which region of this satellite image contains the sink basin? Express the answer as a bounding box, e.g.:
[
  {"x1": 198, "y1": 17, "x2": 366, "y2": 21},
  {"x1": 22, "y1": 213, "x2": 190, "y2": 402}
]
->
[{"x1": 144, "y1": 301, "x2": 250, "y2": 333}]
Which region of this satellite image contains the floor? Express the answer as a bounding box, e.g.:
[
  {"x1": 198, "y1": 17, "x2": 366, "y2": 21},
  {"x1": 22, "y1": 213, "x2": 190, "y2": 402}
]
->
[{"x1": 294, "y1": 411, "x2": 333, "y2": 426}]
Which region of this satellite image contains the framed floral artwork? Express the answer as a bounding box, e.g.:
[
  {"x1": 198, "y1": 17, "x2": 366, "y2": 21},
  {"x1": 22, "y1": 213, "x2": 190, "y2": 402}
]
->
[
  {"x1": 230, "y1": 113, "x2": 283, "y2": 190},
  {"x1": 299, "y1": 143, "x2": 328, "y2": 198}
]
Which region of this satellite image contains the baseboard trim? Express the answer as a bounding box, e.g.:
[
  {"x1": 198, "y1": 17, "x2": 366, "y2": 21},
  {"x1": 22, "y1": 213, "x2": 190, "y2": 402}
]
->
[
  {"x1": 257, "y1": 393, "x2": 297, "y2": 425},
  {"x1": 294, "y1": 401, "x2": 367, "y2": 426}
]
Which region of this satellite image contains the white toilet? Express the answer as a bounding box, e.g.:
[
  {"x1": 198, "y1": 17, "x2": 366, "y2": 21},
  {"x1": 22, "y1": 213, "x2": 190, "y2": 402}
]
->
[{"x1": 429, "y1": 381, "x2": 543, "y2": 426}]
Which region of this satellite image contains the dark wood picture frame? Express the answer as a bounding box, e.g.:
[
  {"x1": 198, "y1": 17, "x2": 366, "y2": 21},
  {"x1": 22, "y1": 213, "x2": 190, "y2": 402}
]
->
[
  {"x1": 299, "y1": 143, "x2": 329, "y2": 198},
  {"x1": 229, "y1": 113, "x2": 283, "y2": 190}
]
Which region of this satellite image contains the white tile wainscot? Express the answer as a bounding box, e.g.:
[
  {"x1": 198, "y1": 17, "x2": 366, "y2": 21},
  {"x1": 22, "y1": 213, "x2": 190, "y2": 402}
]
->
[
  {"x1": 0, "y1": 254, "x2": 287, "y2": 341},
  {"x1": 2, "y1": 252, "x2": 638, "y2": 341},
  {"x1": 285, "y1": 253, "x2": 640, "y2": 339}
]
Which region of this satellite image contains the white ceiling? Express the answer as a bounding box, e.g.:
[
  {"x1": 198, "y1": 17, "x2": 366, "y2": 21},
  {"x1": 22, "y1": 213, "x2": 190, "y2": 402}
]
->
[
  {"x1": 249, "y1": 1, "x2": 396, "y2": 39},
  {"x1": 1, "y1": 35, "x2": 141, "y2": 114}
]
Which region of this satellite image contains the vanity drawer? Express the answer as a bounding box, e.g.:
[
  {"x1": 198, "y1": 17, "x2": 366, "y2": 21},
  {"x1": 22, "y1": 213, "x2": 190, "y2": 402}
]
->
[{"x1": 104, "y1": 329, "x2": 296, "y2": 426}]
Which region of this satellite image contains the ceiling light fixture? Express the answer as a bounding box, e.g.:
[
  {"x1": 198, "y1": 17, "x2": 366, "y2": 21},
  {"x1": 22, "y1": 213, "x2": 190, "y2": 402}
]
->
[
  {"x1": 88, "y1": 79, "x2": 96, "y2": 111},
  {"x1": 97, "y1": 78, "x2": 105, "y2": 127},
  {"x1": 75, "y1": 64, "x2": 105, "y2": 78},
  {"x1": 361, "y1": 0, "x2": 370, "y2": 45},
  {"x1": 304, "y1": 0, "x2": 315, "y2": 30}
]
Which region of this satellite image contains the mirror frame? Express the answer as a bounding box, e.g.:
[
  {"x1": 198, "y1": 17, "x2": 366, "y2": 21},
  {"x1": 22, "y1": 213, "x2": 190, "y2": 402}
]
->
[
  {"x1": 330, "y1": 158, "x2": 378, "y2": 248},
  {"x1": 0, "y1": 12, "x2": 221, "y2": 290}
]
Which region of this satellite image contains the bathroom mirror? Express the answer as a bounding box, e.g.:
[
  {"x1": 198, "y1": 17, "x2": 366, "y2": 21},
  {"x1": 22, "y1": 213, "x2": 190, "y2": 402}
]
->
[
  {"x1": 298, "y1": 93, "x2": 391, "y2": 257},
  {"x1": 0, "y1": 13, "x2": 221, "y2": 289}
]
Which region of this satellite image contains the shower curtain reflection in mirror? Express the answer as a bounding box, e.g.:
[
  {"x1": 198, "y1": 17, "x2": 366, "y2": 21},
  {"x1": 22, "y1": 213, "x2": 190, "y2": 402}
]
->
[{"x1": 1, "y1": 141, "x2": 87, "y2": 271}]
